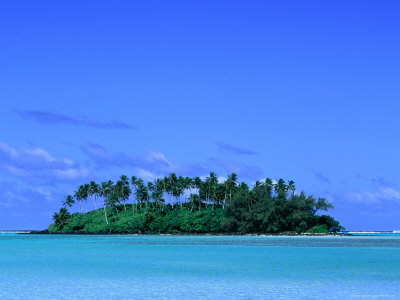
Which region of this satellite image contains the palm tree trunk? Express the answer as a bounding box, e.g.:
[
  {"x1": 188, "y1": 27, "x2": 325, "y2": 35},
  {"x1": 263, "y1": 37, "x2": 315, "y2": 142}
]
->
[{"x1": 103, "y1": 204, "x2": 109, "y2": 225}]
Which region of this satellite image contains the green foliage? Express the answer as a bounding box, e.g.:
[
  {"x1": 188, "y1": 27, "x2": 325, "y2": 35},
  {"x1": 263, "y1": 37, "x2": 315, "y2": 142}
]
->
[
  {"x1": 51, "y1": 208, "x2": 71, "y2": 231},
  {"x1": 307, "y1": 224, "x2": 329, "y2": 233},
  {"x1": 50, "y1": 174, "x2": 343, "y2": 234},
  {"x1": 315, "y1": 215, "x2": 344, "y2": 232}
]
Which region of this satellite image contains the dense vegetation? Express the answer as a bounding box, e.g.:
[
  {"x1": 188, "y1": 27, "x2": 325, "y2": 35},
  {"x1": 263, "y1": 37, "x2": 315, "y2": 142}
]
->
[{"x1": 48, "y1": 173, "x2": 343, "y2": 234}]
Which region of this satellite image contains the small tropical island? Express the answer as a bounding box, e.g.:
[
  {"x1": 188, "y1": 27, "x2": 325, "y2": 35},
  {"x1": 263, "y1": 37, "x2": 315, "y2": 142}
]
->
[{"x1": 47, "y1": 173, "x2": 343, "y2": 234}]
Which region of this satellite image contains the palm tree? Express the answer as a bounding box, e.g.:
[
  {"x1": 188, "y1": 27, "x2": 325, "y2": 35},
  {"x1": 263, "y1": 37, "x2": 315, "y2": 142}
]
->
[
  {"x1": 168, "y1": 173, "x2": 178, "y2": 209},
  {"x1": 176, "y1": 176, "x2": 187, "y2": 210},
  {"x1": 153, "y1": 179, "x2": 165, "y2": 211},
  {"x1": 225, "y1": 173, "x2": 237, "y2": 208},
  {"x1": 106, "y1": 191, "x2": 120, "y2": 217},
  {"x1": 238, "y1": 182, "x2": 249, "y2": 192},
  {"x1": 120, "y1": 175, "x2": 129, "y2": 186},
  {"x1": 120, "y1": 184, "x2": 131, "y2": 211},
  {"x1": 136, "y1": 181, "x2": 148, "y2": 211},
  {"x1": 193, "y1": 177, "x2": 203, "y2": 210},
  {"x1": 184, "y1": 177, "x2": 194, "y2": 195},
  {"x1": 147, "y1": 181, "x2": 155, "y2": 210},
  {"x1": 264, "y1": 178, "x2": 274, "y2": 196},
  {"x1": 206, "y1": 172, "x2": 218, "y2": 208},
  {"x1": 275, "y1": 179, "x2": 287, "y2": 199},
  {"x1": 134, "y1": 178, "x2": 144, "y2": 210},
  {"x1": 82, "y1": 183, "x2": 90, "y2": 212},
  {"x1": 74, "y1": 185, "x2": 86, "y2": 214},
  {"x1": 99, "y1": 181, "x2": 113, "y2": 224},
  {"x1": 53, "y1": 208, "x2": 71, "y2": 228},
  {"x1": 131, "y1": 176, "x2": 138, "y2": 214},
  {"x1": 160, "y1": 176, "x2": 168, "y2": 206},
  {"x1": 188, "y1": 194, "x2": 199, "y2": 212},
  {"x1": 120, "y1": 175, "x2": 130, "y2": 211},
  {"x1": 215, "y1": 183, "x2": 225, "y2": 208},
  {"x1": 89, "y1": 181, "x2": 99, "y2": 210},
  {"x1": 288, "y1": 180, "x2": 296, "y2": 196},
  {"x1": 62, "y1": 195, "x2": 75, "y2": 210},
  {"x1": 114, "y1": 178, "x2": 130, "y2": 211}
]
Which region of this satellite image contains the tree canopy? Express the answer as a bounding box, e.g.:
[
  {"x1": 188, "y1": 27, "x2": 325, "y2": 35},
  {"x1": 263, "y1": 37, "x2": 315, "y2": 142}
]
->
[{"x1": 49, "y1": 173, "x2": 343, "y2": 234}]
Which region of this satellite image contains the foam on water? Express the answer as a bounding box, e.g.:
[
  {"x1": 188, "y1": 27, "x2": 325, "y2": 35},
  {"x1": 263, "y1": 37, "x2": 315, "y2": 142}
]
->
[{"x1": 0, "y1": 235, "x2": 399, "y2": 299}]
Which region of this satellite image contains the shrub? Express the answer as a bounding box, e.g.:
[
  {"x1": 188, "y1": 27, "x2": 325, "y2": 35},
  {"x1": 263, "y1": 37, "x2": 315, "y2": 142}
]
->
[{"x1": 307, "y1": 224, "x2": 329, "y2": 233}]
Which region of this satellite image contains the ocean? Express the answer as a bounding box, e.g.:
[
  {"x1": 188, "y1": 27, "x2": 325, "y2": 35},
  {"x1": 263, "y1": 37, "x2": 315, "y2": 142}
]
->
[{"x1": 0, "y1": 234, "x2": 399, "y2": 299}]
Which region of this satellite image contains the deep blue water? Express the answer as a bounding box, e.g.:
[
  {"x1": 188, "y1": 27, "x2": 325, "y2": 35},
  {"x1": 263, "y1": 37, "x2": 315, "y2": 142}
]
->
[{"x1": 0, "y1": 234, "x2": 399, "y2": 299}]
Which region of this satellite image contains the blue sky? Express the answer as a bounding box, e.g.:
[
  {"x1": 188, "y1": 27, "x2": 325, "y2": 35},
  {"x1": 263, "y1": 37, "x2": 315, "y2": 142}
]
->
[{"x1": 1, "y1": 1, "x2": 399, "y2": 230}]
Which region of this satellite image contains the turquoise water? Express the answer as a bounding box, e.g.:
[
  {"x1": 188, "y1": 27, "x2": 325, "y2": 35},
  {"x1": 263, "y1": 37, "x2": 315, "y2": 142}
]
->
[
  {"x1": 347, "y1": 232, "x2": 400, "y2": 236},
  {"x1": 0, "y1": 235, "x2": 399, "y2": 299}
]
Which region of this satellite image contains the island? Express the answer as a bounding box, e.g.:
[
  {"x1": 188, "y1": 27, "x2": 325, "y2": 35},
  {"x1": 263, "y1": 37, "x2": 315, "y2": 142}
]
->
[{"x1": 47, "y1": 173, "x2": 343, "y2": 234}]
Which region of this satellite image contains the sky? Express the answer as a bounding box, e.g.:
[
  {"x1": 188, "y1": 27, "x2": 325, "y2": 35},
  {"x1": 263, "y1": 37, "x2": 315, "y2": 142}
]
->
[{"x1": 1, "y1": 0, "x2": 399, "y2": 230}]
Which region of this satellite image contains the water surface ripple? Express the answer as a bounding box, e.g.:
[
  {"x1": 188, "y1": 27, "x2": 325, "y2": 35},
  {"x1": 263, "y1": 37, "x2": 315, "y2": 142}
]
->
[{"x1": 0, "y1": 235, "x2": 399, "y2": 299}]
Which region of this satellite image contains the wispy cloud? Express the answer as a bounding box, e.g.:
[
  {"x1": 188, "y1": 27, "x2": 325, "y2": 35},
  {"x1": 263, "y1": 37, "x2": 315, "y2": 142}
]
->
[
  {"x1": 312, "y1": 169, "x2": 331, "y2": 183},
  {"x1": 216, "y1": 141, "x2": 256, "y2": 155},
  {"x1": 0, "y1": 180, "x2": 56, "y2": 208},
  {"x1": 81, "y1": 143, "x2": 124, "y2": 167},
  {"x1": 209, "y1": 157, "x2": 262, "y2": 179},
  {"x1": 81, "y1": 143, "x2": 210, "y2": 177},
  {"x1": 18, "y1": 110, "x2": 134, "y2": 129},
  {"x1": 372, "y1": 176, "x2": 394, "y2": 187},
  {"x1": 82, "y1": 144, "x2": 263, "y2": 180},
  {"x1": 0, "y1": 141, "x2": 90, "y2": 183},
  {"x1": 343, "y1": 187, "x2": 400, "y2": 205},
  {"x1": 379, "y1": 187, "x2": 400, "y2": 200},
  {"x1": 343, "y1": 191, "x2": 381, "y2": 205}
]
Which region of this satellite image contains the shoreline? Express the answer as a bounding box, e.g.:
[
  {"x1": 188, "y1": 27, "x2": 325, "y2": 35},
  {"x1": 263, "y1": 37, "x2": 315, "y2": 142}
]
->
[{"x1": 25, "y1": 231, "x2": 349, "y2": 236}]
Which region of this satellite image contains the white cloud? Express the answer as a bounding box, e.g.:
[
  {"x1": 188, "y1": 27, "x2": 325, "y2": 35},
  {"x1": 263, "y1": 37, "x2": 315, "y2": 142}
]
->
[
  {"x1": 146, "y1": 151, "x2": 172, "y2": 165},
  {"x1": 0, "y1": 141, "x2": 90, "y2": 183},
  {"x1": 82, "y1": 143, "x2": 210, "y2": 177},
  {"x1": 135, "y1": 168, "x2": 158, "y2": 181},
  {"x1": 81, "y1": 144, "x2": 112, "y2": 161},
  {"x1": 62, "y1": 158, "x2": 75, "y2": 166},
  {"x1": 52, "y1": 168, "x2": 90, "y2": 181},
  {"x1": 218, "y1": 176, "x2": 227, "y2": 183},
  {"x1": 23, "y1": 148, "x2": 56, "y2": 163},
  {"x1": 142, "y1": 151, "x2": 177, "y2": 172},
  {"x1": 343, "y1": 187, "x2": 400, "y2": 205},
  {"x1": 0, "y1": 191, "x2": 29, "y2": 207},
  {"x1": 35, "y1": 188, "x2": 53, "y2": 202},
  {"x1": 344, "y1": 191, "x2": 380, "y2": 205},
  {"x1": 4, "y1": 165, "x2": 30, "y2": 177},
  {"x1": 0, "y1": 141, "x2": 18, "y2": 158},
  {"x1": 0, "y1": 181, "x2": 66, "y2": 213},
  {"x1": 379, "y1": 187, "x2": 400, "y2": 200}
]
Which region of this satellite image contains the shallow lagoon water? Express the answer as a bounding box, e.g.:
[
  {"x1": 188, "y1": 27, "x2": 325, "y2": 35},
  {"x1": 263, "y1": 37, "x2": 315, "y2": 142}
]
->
[{"x1": 0, "y1": 235, "x2": 399, "y2": 299}]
